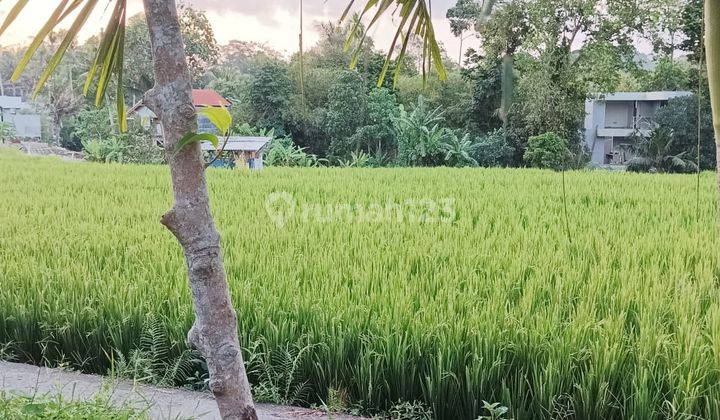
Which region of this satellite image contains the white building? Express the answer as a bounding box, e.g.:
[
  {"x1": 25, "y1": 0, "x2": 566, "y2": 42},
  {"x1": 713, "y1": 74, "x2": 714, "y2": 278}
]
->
[
  {"x1": 584, "y1": 91, "x2": 692, "y2": 165},
  {"x1": 0, "y1": 95, "x2": 41, "y2": 139}
]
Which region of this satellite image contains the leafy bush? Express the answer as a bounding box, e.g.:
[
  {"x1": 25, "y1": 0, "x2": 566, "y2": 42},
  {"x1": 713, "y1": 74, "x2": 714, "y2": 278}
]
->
[
  {"x1": 474, "y1": 128, "x2": 514, "y2": 167},
  {"x1": 395, "y1": 96, "x2": 450, "y2": 166},
  {"x1": 72, "y1": 108, "x2": 113, "y2": 146},
  {"x1": 626, "y1": 157, "x2": 653, "y2": 173},
  {"x1": 82, "y1": 127, "x2": 163, "y2": 165},
  {"x1": 338, "y1": 150, "x2": 371, "y2": 168},
  {"x1": 247, "y1": 60, "x2": 292, "y2": 135},
  {"x1": 634, "y1": 127, "x2": 698, "y2": 173},
  {"x1": 441, "y1": 132, "x2": 479, "y2": 167},
  {"x1": 523, "y1": 132, "x2": 572, "y2": 170},
  {"x1": 265, "y1": 136, "x2": 320, "y2": 167},
  {"x1": 349, "y1": 87, "x2": 399, "y2": 157},
  {"x1": 654, "y1": 95, "x2": 716, "y2": 170},
  {"x1": 0, "y1": 122, "x2": 15, "y2": 144},
  {"x1": 0, "y1": 392, "x2": 144, "y2": 419},
  {"x1": 325, "y1": 70, "x2": 368, "y2": 158}
]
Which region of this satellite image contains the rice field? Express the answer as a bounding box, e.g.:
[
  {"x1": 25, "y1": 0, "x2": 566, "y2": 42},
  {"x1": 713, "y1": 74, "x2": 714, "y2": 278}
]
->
[{"x1": 2, "y1": 148, "x2": 720, "y2": 419}]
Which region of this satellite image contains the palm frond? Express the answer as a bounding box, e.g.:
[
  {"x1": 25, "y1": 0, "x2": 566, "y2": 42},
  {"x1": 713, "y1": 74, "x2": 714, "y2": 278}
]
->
[
  {"x1": 343, "y1": 0, "x2": 446, "y2": 87},
  {"x1": 0, "y1": 0, "x2": 128, "y2": 132}
]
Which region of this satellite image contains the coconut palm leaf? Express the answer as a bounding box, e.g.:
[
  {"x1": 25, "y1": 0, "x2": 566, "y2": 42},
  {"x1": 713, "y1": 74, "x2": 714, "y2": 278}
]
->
[
  {"x1": 343, "y1": 0, "x2": 446, "y2": 87},
  {"x1": 0, "y1": 0, "x2": 127, "y2": 131}
]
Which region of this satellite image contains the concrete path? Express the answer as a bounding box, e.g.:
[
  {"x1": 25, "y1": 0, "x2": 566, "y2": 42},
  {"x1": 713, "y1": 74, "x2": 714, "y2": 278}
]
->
[
  {"x1": 0, "y1": 361, "x2": 359, "y2": 419},
  {"x1": 6, "y1": 141, "x2": 84, "y2": 160}
]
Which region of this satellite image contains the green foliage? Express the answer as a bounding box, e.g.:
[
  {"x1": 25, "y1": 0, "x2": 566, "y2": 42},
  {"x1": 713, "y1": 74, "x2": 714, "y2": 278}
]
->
[
  {"x1": 338, "y1": 150, "x2": 371, "y2": 168},
  {"x1": 0, "y1": 122, "x2": 15, "y2": 143},
  {"x1": 523, "y1": 132, "x2": 571, "y2": 170},
  {"x1": 512, "y1": 53, "x2": 586, "y2": 151},
  {"x1": 633, "y1": 126, "x2": 699, "y2": 173},
  {"x1": 81, "y1": 122, "x2": 162, "y2": 165},
  {"x1": 265, "y1": 137, "x2": 320, "y2": 167},
  {"x1": 246, "y1": 338, "x2": 314, "y2": 406},
  {"x1": 465, "y1": 61, "x2": 503, "y2": 135},
  {"x1": 637, "y1": 58, "x2": 692, "y2": 91},
  {"x1": 680, "y1": 0, "x2": 703, "y2": 62},
  {"x1": 178, "y1": 5, "x2": 219, "y2": 85},
  {"x1": 324, "y1": 70, "x2": 368, "y2": 158},
  {"x1": 626, "y1": 157, "x2": 653, "y2": 173},
  {"x1": 654, "y1": 95, "x2": 716, "y2": 169},
  {"x1": 474, "y1": 128, "x2": 514, "y2": 167},
  {"x1": 72, "y1": 108, "x2": 113, "y2": 146},
  {"x1": 447, "y1": 0, "x2": 483, "y2": 37},
  {"x1": 386, "y1": 400, "x2": 434, "y2": 419},
  {"x1": 441, "y1": 132, "x2": 479, "y2": 167},
  {"x1": 110, "y1": 314, "x2": 204, "y2": 389},
  {"x1": 0, "y1": 391, "x2": 145, "y2": 419},
  {"x1": 3, "y1": 149, "x2": 720, "y2": 418},
  {"x1": 349, "y1": 87, "x2": 399, "y2": 157},
  {"x1": 395, "y1": 96, "x2": 450, "y2": 166},
  {"x1": 248, "y1": 61, "x2": 292, "y2": 135},
  {"x1": 396, "y1": 72, "x2": 473, "y2": 130},
  {"x1": 477, "y1": 401, "x2": 512, "y2": 420}
]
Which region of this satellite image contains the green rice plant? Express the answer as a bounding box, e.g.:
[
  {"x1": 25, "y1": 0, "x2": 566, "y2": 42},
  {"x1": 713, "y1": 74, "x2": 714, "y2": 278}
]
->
[{"x1": 1, "y1": 148, "x2": 720, "y2": 419}]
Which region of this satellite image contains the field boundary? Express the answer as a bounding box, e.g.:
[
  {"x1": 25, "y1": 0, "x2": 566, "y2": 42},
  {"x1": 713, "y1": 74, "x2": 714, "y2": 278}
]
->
[{"x1": 0, "y1": 361, "x2": 358, "y2": 419}]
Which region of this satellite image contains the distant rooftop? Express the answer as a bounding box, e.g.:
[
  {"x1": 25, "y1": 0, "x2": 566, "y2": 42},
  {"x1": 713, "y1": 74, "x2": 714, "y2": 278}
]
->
[
  {"x1": 191, "y1": 89, "x2": 231, "y2": 107},
  {"x1": 589, "y1": 91, "x2": 693, "y2": 102},
  {"x1": 129, "y1": 89, "x2": 230, "y2": 113},
  {"x1": 200, "y1": 136, "x2": 271, "y2": 152}
]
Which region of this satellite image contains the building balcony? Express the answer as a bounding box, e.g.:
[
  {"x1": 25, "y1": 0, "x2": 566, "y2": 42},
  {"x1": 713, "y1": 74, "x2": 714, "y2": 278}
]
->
[{"x1": 597, "y1": 127, "x2": 651, "y2": 138}]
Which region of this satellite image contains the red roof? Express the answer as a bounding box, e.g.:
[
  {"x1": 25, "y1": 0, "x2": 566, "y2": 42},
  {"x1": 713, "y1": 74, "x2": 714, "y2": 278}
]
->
[{"x1": 191, "y1": 89, "x2": 231, "y2": 107}]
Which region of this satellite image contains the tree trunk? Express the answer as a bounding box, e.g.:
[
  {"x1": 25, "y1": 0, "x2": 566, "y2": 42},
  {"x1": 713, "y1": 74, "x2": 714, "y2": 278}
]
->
[
  {"x1": 141, "y1": 2, "x2": 257, "y2": 419},
  {"x1": 706, "y1": 0, "x2": 720, "y2": 193}
]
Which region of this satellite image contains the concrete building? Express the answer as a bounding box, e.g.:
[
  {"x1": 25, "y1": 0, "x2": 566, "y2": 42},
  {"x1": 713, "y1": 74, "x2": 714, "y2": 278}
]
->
[
  {"x1": 584, "y1": 91, "x2": 693, "y2": 165},
  {"x1": 0, "y1": 95, "x2": 42, "y2": 139}
]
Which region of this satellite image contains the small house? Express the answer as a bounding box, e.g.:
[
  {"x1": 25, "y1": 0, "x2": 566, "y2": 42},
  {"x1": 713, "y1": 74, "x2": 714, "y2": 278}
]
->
[
  {"x1": 0, "y1": 95, "x2": 41, "y2": 139},
  {"x1": 584, "y1": 91, "x2": 693, "y2": 165},
  {"x1": 201, "y1": 136, "x2": 271, "y2": 170},
  {"x1": 128, "y1": 89, "x2": 232, "y2": 139}
]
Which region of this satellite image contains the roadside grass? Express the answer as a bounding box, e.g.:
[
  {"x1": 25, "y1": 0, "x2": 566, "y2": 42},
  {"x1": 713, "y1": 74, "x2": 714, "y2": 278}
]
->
[{"x1": 0, "y1": 391, "x2": 146, "y2": 419}]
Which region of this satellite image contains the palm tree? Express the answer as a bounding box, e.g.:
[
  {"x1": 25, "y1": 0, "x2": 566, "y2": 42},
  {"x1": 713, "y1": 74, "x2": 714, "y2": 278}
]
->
[{"x1": 0, "y1": 1, "x2": 445, "y2": 419}]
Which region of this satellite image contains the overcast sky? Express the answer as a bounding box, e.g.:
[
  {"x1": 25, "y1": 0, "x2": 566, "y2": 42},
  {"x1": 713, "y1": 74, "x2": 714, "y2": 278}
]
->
[{"x1": 0, "y1": 1, "x2": 465, "y2": 60}]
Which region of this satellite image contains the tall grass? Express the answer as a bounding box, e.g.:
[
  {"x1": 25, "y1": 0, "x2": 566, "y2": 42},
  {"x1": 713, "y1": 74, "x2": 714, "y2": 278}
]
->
[{"x1": 1, "y1": 148, "x2": 720, "y2": 419}]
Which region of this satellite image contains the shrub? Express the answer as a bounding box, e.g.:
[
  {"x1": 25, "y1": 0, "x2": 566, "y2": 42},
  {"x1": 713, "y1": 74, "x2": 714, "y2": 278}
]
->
[
  {"x1": 82, "y1": 127, "x2": 162, "y2": 164},
  {"x1": 325, "y1": 70, "x2": 368, "y2": 158},
  {"x1": 654, "y1": 95, "x2": 716, "y2": 170},
  {"x1": 634, "y1": 127, "x2": 698, "y2": 173},
  {"x1": 626, "y1": 157, "x2": 652, "y2": 173},
  {"x1": 350, "y1": 87, "x2": 400, "y2": 158},
  {"x1": 523, "y1": 132, "x2": 572, "y2": 170},
  {"x1": 441, "y1": 132, "x2": 479, "y2": 167},
  {"x1": 474, "y1": 128, "x2": 514, "y2": 167},
  {"x1": 395, "y1": 96, "x2": 449, "y2": 166},
  {"x1": 265, "y1": 136, "x2": 320, "y2": 167},
  {"x1": 0, "y1": 122, "x2": 15, "y2": 144}
]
